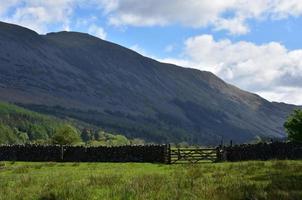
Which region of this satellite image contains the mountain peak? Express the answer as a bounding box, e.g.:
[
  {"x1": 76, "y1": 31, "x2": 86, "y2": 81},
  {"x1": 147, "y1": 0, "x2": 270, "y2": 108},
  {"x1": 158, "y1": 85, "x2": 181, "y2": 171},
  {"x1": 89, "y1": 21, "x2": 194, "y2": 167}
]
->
[
  {"x1": 44, "y1": 31, "x2": 105, "y2": 47},
  {"x1": 0, "y1": 21, "x2": 298, "y2": 144},
  {"x1": 46, "y1": 31, "x2": 97, "y2": 39}
]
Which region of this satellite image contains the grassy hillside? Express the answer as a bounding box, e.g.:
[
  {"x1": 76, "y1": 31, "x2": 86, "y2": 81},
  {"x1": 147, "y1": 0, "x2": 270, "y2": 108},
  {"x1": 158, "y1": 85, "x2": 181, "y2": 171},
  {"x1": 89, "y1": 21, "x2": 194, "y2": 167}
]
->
[
  {"x1": 0, "y1": 101, "x2": 143, "y2": 145},
  {"x1": 0, "y1": 160, "x2": 301, "y2": 200},
  {"x1": 0, "y1": 101, "x2": 69, "y2": 144}
]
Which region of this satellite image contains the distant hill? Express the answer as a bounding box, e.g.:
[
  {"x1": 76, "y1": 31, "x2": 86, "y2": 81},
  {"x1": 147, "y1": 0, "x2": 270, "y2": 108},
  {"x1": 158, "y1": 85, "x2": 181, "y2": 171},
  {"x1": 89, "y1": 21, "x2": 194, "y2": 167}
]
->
[{"x1": 0, "y1": 21, "x2": 300, "y2": 145}]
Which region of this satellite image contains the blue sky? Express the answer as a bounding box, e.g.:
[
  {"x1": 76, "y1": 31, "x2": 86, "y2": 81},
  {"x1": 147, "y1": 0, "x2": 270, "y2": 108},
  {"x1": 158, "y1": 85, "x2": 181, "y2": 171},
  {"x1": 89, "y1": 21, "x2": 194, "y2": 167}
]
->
[{"x1": 1, "y1": 0, "x2": 302, "y2": 105}]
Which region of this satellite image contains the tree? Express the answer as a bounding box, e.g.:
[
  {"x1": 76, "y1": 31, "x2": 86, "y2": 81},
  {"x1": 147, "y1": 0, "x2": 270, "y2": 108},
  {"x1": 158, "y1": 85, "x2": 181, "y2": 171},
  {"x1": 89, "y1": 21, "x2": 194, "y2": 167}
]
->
[
  {"x1": 81, "y1": 128, "x2": 94, "y2": 142},
  {"x1": 52, "y1": 125, "x2": 81, "y2": 145},
  {"x1": 110, "y1": 135, "x2": 130, "y2": 146},
  {"x1": 284, "y1": 109, "x2": 302, "y2": 142},
  {"x1": 93, "y1": 130, "x2": 131, "y2": 146},
  {"x1": 0, "y1": 123, "x2": 19, "y2": 144},
  {"x1": 28, "y1": 124, "x2": 47, "y2": 141}
]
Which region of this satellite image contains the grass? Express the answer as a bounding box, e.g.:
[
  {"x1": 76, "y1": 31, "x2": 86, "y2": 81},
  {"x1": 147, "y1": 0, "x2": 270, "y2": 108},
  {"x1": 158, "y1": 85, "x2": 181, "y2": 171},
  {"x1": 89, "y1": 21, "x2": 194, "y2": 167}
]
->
[{"x1": 0, "y1": 160, "x2": 301, "y2": 200}]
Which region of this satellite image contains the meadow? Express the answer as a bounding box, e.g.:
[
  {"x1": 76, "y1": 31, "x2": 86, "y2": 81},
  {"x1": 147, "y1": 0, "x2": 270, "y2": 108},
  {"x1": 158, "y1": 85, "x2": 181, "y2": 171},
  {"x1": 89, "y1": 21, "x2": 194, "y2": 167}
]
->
[{"x1": 0, "y1": 160, "x2": 301, "y2": 200}]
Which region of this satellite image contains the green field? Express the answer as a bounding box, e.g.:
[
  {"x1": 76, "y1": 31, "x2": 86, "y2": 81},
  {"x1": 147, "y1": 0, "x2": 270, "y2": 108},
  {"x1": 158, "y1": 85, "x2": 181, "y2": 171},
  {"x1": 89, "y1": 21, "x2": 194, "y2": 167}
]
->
[{"x1": 0, "y1": 160, "x2": 301, "y2": 200}]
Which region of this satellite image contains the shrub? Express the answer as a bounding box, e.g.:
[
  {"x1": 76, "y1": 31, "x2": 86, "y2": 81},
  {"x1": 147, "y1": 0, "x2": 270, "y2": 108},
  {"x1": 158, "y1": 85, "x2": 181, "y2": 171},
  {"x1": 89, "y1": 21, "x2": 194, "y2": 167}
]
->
[
  {"x1": 284, "y1": 109, "x2": 302, "y2": 142},
  {"x1": 51, "y1": 125, "x2": 81, "y2": 145}
]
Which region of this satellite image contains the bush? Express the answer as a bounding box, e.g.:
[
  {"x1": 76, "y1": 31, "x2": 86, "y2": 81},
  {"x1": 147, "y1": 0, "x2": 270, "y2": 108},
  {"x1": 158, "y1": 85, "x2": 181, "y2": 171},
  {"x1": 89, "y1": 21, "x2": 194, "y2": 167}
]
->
[
  {"x1": 52, "y1": 125, "x2": 81, "y2": 145},
  {"x1": 94, "y1": 131, "x2": 130, "y2": 146},
  {"x1": 284, "y1": 109, "x2": 302, "y2": 142}
]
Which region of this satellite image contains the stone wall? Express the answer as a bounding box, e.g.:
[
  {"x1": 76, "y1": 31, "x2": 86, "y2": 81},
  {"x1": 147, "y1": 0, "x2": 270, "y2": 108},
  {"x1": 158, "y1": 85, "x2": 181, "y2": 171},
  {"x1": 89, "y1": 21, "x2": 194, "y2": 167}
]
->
[{"x1": 0, "y1": 144, "x2": 169, "y2": 163}]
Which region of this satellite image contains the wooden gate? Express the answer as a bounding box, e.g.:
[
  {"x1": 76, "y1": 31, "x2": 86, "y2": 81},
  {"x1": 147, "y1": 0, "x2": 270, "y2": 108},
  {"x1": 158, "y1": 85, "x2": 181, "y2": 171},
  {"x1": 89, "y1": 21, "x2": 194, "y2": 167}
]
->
[{"x1": 169, "y1": 147, "x2": 219, "y2": 164}]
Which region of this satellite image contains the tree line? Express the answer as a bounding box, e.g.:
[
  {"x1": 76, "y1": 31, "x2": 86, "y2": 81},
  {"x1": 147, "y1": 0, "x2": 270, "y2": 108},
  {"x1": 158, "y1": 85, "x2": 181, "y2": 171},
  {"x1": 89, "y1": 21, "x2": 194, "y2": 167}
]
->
[
  {"x1": 0, "y1": 102, "x2": 145, "y2": 146},
  {"x1": 0, "y1": 101, "x2": 301, "y2": 145}
]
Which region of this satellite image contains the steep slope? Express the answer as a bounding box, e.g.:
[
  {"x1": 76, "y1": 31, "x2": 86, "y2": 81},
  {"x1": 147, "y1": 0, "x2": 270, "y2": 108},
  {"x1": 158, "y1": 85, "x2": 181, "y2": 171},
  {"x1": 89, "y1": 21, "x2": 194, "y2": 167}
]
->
[{"x1": 0, "y1": 21, "x2": 299, "y2": 145}]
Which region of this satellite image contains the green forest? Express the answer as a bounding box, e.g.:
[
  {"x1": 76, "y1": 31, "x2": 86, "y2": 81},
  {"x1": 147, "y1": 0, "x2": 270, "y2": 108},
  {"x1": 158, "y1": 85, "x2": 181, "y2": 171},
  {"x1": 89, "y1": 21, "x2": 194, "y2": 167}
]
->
[{"x1": 0, "y1": 102, "x2": 144, "y2": 146}]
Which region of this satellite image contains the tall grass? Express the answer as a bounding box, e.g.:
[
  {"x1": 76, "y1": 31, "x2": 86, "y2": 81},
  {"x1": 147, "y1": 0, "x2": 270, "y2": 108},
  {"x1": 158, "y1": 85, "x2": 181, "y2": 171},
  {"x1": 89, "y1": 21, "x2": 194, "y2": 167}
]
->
[{"x1": 0, "y1": 160, "x2": 301, "y2": 200}]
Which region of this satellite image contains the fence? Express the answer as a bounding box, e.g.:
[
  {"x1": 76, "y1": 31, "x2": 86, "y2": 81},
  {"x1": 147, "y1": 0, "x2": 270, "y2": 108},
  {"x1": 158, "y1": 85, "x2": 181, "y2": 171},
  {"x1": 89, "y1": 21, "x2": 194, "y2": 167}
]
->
[
  {"x1": 0, "y1": 144, "x2": 169, "y2": 163},
  {"x1": 169, "y1": 147, "x2": 218, "y2": 164},
  {"x1": 1, "y1": 142, "x2": 301, "y2": 164},
  {"x1": 166, "y1": 142, "x2": 302, "y2": 163},
  {"x1": 220, "y1": 142, "x2": 302, "y2": 162}
]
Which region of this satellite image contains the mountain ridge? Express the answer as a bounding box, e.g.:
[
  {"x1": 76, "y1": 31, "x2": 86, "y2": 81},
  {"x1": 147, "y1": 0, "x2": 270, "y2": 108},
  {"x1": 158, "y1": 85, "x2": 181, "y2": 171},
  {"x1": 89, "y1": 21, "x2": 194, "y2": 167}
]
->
[{"x1": 0, "y1": 21, "x2": 299, "y2": 145}]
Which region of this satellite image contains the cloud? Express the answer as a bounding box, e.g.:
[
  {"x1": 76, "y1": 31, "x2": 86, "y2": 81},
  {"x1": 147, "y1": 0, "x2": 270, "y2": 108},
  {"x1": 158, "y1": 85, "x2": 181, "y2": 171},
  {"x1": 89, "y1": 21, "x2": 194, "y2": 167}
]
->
[
  {"x1": 214, "y1": 17, "x2": 249, "y2": 35},
  {"x1": 0, "y1": 0, "x2": 75, "y2": 33},
  {"x1": 0, "y1": 1, "x2": 107, "y2": 37},
  {"x1": 0, "y1": 0, "x2": 19, "y2": 16},
  {"x1": 88, "y1": 24, "x2": 107, "y2": 39},
  {"x1": 2, "y1": 0, "x2": 302, "y2": 35},
  {"x1": 96, "y1": 0, "x2": 302, "y2": 35},
  {"x1": 102, "y1": 0, "x2": 241, "y2": 30},
  {"x1": 160, "y1": 35, "x2": 302, "y2": 105},
  {"x1": 257, "y1": 87, "x2": 302, "y2": 105}
]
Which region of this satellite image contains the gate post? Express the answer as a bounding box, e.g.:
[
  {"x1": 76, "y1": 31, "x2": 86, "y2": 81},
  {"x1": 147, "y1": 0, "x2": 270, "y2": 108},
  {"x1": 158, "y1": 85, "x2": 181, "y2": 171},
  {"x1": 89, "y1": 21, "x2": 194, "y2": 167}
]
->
[
  {"x1": 60, "y1": 145, "x2": 64, "y2": 162},
  {"x1": 166, "y1": 144, "x2": 171, "y2": 164},
  {"x1": 215, "y1": 146, "x2": 222, "y2": 162}
]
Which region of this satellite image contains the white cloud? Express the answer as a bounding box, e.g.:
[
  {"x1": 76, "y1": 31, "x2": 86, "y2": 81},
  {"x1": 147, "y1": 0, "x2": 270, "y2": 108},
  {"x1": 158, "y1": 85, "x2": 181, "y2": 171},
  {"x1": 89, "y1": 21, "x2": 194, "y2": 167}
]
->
[
  {"x1": 0, "y1": 0, "x2": 108, "y2": 37},
  {"x1": 214, "y1": 17, "x2": 250, "y2": 35},
  {"x1": 271, "y1": 0, "x2": 302, "y2": 18},
  {"x1": 257, "y1": 87, "x2": 302, "y2": 105},
  {"x1": 2, "y1": 0, "x2": 302, "y2": 35},
  {"x1": 96, "y1": 0, "x2": 302, "y2": 35},
  {"x1": 0, "y1": 0, "x2": 75, "y2": 33},
  {"x1": 88, "y1": 24, "x2": 107, "y2": 39},
  {"x1": 160, "y1": 35, "x2": 302, "y2": 105},
  {"x1": 0, "y1": 0, "x2": 19, "y2": 16},
  {"x1": 103, "y1": 0, "x2": 239, "y2": 28}
]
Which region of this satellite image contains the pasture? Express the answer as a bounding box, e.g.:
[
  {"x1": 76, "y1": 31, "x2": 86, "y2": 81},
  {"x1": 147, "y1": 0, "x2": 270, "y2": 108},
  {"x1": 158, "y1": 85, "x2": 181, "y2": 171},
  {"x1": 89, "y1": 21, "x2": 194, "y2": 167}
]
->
[{"x1": 0, "y1": 160, "x2": 301, "y2": 200}]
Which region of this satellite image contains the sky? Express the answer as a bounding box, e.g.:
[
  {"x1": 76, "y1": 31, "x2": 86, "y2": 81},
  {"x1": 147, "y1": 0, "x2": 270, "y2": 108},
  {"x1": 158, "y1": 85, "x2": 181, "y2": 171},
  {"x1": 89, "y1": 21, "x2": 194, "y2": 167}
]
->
[{"x1": 1, "y1": 0, "x2": 302, "y2": 105}]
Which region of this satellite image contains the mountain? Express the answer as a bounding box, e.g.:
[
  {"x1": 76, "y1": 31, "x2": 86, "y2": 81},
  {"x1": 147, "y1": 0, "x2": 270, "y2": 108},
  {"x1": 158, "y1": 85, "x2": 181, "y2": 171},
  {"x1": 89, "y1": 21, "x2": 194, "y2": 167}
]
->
[{"x1": 0, "y1": 21, "x2": 299, "y2": 145}]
